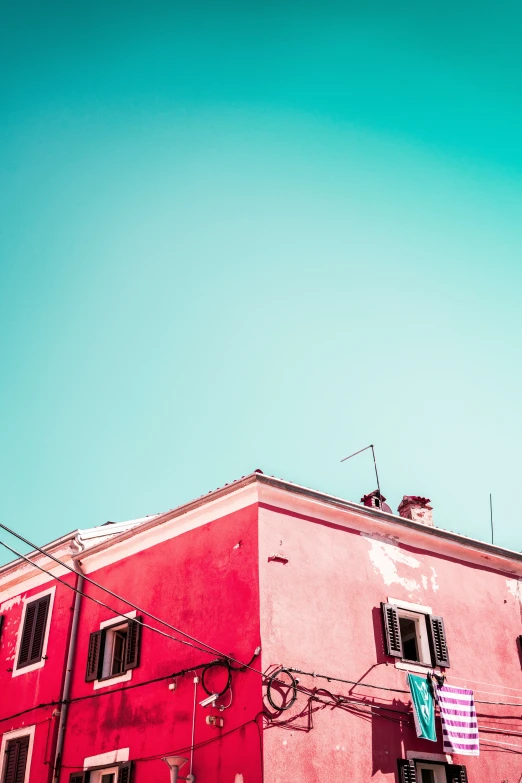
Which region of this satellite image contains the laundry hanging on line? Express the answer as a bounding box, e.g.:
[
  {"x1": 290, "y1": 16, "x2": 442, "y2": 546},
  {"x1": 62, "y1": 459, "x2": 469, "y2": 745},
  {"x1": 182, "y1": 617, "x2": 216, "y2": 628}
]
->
[
  {"x1": 408, "y1": 673, "x2": 437, "y2": 742},
  {"x1": 435, "y1": 682, "x2": 479, "y2": 756}
]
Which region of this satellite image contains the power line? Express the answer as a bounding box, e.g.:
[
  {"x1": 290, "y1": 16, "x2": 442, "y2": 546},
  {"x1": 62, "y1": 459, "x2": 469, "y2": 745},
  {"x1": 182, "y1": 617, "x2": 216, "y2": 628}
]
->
[
  {"x1": 0, "y1": 538, "x2": 213, "y2": 656},
  {"x1": 0, "y1": 522, "x2": 230, "y2": 660},
  {"x1": 3, "y1": 524, "x2": 522, "y2": 715}
]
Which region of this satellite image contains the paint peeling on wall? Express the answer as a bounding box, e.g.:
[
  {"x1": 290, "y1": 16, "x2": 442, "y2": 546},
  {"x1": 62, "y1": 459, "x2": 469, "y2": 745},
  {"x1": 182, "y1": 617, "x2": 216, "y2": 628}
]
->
[
  {"x1": 506, "y1": 578, "x2": 522, "y2": 603},
  {"x1": 0, "y1": 594, "x2": 22, "y2": 612},
  {"x1": 234, "y1": 774, "x2": 244, "y2": 783},
  {"x1": 430, "y1": 567, "x2": 439, "y2": 592},
  {"x1": 361, "y1": 532, "x2": 421, "y2": 594}
]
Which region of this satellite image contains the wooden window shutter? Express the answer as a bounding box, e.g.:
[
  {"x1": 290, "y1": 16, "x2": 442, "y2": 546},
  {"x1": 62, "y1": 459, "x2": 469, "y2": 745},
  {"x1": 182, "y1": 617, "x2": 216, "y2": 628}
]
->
[
  {"x1": 68, "y1": 773, "x2": 90, "y2": 783},
  {"x1": 117, "y1": 761, "x2": 133, "y2": 783},
  {"x1": 397, "y1": 759, "x2": 417, "y2": 783},
  {"x1": 124, "y1": 617, "x2": 142, "y2": 671},
  {"x1": 4, "y1": 735, "x2": 30, "y2": 783},
  {"x1": 446, "y1": 765, "x2": 468, "y2": 783},
  {"x1": 0, "y1": 614, "x2": 4, "y2": 643},
  {"x1": 381, "y1": 602, "x2": 403, "y2": 657},
  {"x1": 427, "y1": 615, "x2": 451, "y2": 668},
  {"x1": 85, "y1": 630, "x2": 105, "y2": 682},
  {"x1": 17, "y1": 594, "x2": 51, "y2": 668}
]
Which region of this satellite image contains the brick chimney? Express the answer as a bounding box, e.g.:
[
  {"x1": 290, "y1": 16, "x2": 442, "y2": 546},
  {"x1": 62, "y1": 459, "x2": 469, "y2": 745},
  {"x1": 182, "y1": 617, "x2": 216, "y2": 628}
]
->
[
  {"x1": 398, "y1": 496, "x2": 433, "y2": 527},
  {"x1": 361, "y1": 490, "x2": 392, "y2": 513}
]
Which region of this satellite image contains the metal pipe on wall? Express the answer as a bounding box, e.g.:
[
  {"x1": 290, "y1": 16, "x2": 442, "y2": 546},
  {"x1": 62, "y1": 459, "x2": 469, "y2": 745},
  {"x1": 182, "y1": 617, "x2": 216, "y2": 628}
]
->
[{"x1": 52, "y1": 564, "x2": 84, "y2": 782}]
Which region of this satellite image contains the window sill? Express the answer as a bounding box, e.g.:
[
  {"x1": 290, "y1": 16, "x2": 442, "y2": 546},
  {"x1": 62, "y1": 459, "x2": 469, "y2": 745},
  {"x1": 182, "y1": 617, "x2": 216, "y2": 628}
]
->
[
  {"x1": 12, "y1": 659, "x2": 46, "y2": 678},
  {"x1": 93, "y1": 670, "x2": 132, "y2": 690},
  {"x1": 395, "y1": 660, "x2": 439, "y2": 675}
]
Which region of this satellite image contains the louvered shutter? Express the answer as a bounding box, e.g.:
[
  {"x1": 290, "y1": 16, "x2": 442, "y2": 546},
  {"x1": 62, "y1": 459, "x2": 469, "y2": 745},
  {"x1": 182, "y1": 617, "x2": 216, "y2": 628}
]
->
[
  {"x1": 4, "y1": 736, "x2": 30, "y2": 783},
  {"x1": 17, "y1": 595, "x2": 51, "y2": 668},
  {"x1": 3, "y1": 740, "x2": 19, "y2": 783},
  {"x1": 446, "y1": 765, "x2": 468, "y2": 783},
  {"x1": 427, "y1": 615, "x2": 450, "y2": 668},
  {"x1": 117, "y1": 761, "x2": 133, "y2": 783},
  {"x1": 397, "y1": 759, "x2": 417, "y2": 783},
  {"x1": 124, "y1": 617, "x2": 142, "y2": 671},
  {"x1": 68, "y1": 773, "x2": 90, "y2": 783},
  {"x1": 85, "y1": 630, "x2": 105, "y2": 682},
  {"x1": 0, "y1": 614, "x2": 4, "y2": 643},
  {"x1": 30, "y1": 596, "x2": 50, "y2": 663},
  {"x1": 381, "y1": 602, "x2": 403, "y2": 657},
  {"x1": 14, "y1": 737, "x2": 29, "y2": 783}
]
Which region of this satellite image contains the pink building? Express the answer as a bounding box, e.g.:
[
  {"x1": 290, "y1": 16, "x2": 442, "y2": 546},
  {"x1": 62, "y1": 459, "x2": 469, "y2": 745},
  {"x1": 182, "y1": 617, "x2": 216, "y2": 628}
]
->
[{"x1": 1, "y1": 471, "x2": 522, "y2": 782}]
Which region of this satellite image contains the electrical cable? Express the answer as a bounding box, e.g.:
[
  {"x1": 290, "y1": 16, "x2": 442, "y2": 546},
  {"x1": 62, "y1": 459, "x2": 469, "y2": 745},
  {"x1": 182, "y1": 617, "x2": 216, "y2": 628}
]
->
[
  {"x1": 266, "y1": 668, "x2": 298, "y2": 712},
  {"x1": 287, "y1": 666, "x2": 409, "y2": 694},
  {"x1": 286, "y1": 665, "x2": 522, "y2": 707},
  {"x1": 0, "y1": 658, "x2": 239, "y2": 725},
  {"x1": 0, "y1": 538, "x2": 212, "y2": 656},
  {"x1": 3, "y1": 525, "x2": 522, "y2": 718},
  {"x1": 0, "y1": 536, "x2": 328, "y2": 719},
  {"x1": 0, "y1": 522, "x2": 228, "y2": 660},
  {"x1": 200, "y1": 660, "x2": 232, "y2": 697}
]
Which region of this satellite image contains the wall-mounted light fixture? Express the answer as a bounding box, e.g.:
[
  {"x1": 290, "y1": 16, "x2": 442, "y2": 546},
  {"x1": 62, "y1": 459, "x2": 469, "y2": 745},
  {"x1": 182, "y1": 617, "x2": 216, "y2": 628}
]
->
[{"x1": 162, "y1": 756, "x2": 195, "y2": 783}]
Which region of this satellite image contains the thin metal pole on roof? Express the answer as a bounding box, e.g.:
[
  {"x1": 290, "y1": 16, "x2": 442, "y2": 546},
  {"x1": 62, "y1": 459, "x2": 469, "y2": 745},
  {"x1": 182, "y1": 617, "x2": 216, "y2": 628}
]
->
[
  {"x1": 490, "y1": 493, "x2": 494, "y2": 545},
  {"x1": 341, "y1": 444, "x2": 382, "y2": 504}
]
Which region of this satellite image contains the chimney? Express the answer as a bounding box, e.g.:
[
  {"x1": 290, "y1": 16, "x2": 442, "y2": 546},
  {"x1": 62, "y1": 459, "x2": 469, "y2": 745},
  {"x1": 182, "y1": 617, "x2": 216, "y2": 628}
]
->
[
  {"x1": 361, "y1": 490, "x2": 392, "y2": 513},
  {"x1": 398, "y1": 496, "x2": 433, "y2": 527}
]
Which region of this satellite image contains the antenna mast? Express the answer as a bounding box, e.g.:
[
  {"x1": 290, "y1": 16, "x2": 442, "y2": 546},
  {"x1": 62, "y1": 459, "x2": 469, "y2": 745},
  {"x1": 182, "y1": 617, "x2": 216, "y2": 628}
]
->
[{"x1": 341, "y1": 444, "x2": 382, "y2": 501}]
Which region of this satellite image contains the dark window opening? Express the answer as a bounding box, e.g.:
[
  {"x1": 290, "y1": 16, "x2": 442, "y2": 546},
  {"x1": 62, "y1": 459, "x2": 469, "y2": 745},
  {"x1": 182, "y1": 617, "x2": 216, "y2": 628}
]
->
[
  {"x1": 111, "y1": 630, "x2": 128, "y2": 676},
  {"x1": 421, "y1": 770, "x2": 436, "y2": 783},
  {"x1": 86, "y1": 617, "x2": 141, "y2": 683},
  {"x1": 101, "y1": 775, "x2": 115, "y2": 783},
  {"x1": 399, "y1": 616, "x2": 420, "y2": 662}
]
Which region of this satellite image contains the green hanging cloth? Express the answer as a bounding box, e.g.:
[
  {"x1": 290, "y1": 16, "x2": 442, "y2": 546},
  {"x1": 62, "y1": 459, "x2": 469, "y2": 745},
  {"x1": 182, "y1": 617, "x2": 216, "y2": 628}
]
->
[{"x1": 408, "y1": 673, "x2": 437, "y2": 742}]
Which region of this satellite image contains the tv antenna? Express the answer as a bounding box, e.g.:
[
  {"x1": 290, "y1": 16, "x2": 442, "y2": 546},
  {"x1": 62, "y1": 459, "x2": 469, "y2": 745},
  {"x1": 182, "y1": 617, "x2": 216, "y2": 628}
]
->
[{"x1": 341, "y1": 444, "x2": 382, "y2": 503}]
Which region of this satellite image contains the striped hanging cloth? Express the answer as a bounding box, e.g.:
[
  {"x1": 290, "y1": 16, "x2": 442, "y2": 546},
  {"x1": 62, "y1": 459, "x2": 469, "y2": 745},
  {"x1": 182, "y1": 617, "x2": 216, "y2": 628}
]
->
[{"x1": 435, "y1": 683, "x2": 479, "y2": 756}]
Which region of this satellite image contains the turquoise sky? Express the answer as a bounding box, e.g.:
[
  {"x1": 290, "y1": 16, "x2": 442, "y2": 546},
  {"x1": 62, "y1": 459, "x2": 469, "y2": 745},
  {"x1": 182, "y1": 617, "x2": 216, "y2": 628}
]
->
[{"x1": 1, "y1": 1, "x2": 522, "y2": 563}]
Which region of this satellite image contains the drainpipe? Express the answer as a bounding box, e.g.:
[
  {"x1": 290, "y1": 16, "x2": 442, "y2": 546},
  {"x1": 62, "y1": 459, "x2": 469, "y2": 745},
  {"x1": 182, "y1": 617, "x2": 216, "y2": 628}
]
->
[{"x1": 52, "y1": 557, "x2": 84, "y2": 782}]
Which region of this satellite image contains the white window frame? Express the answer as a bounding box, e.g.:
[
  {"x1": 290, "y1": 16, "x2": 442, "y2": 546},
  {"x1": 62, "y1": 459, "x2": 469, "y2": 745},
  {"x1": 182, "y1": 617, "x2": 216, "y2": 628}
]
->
[
  {"x1": 396, "y1": 608, "x2": 432, "y2": 665},
  {"x1": 90, "y1": 765, "x2": 120, "y2": 783},
  {"x1": 388, "y1": 597, "x2": 440, "y2": 673},
  {"x1": 84, "y1": 748, "x2": 130, "y2": 779},
  {"x1": 12, "y1": 586, "x2": 56, "y2": 677},
  {"x1": 0, "y1": 724, "x2": 36, "y2": 783},
  {"x1": 93, "y1": 612, "x2": 136, "y2": 690},
  {"x1": 407, "y1": 751, "x2": 452, "y2": 764}
]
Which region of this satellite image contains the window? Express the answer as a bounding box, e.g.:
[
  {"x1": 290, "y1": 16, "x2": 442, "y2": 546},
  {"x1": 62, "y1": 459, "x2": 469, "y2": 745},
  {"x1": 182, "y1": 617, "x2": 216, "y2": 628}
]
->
[
  {"x1": 86, "y1": 617, "x2": 141, "y2": 683},
  {"x1": 397, "y1": 760, "x2": 468, "y2": 783},
  {"x1": 397, "y1": 610, "x2": 431, "y2": 665},
  {"x1": 0, "y1": 727, "x2": 35, "y2": 783},
  {"x1": 69, "y1": 762, "x2": 132, "y2": 783},
  {"x1": 381, "y1": 602, "x2": 450, "y2": 668},
  {"x1": 416, "y1": 763, "x2": 446, "y2": 783},
  {"x1": 13, "y1": 589, "x2": 55, "y2": 675},
  {"x1": 2, "y1": 736, "x2": 29, "y2": 783}
]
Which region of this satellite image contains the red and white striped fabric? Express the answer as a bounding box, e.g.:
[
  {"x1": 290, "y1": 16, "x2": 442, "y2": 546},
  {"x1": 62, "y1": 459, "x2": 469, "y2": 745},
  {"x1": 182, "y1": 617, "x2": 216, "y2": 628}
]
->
[{"x1": 435, "y1": 683, "x2": 479, "y2": 756}]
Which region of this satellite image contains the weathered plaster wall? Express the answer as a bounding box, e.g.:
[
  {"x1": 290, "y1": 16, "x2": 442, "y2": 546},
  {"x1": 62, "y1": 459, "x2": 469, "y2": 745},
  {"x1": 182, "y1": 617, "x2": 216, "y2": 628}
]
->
[
  {"x1": 62, "y1": 504, "x2": 262, "y2": 783},
  {"x1": 258, "y1": 501, "x2": 522, "y2": 783},
  {"x1": 0, "y1": 573, "x2": 77, "y2": 783}
]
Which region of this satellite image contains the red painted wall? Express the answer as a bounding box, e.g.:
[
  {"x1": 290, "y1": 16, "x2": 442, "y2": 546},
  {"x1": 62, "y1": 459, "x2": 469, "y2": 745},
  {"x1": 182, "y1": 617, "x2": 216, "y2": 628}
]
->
[
  {"x1": 258, "y1": 501, "x2": 522, "y2": 782},
  {"x1": 4, "y1": 482, "x2": 522, "y2": 783},
  {"x1": 61, "y1": 504, "x2": 262, "y2": 783},
  {"x1": 0, "y1": 573, "x2": 78, "y2": 783}
]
